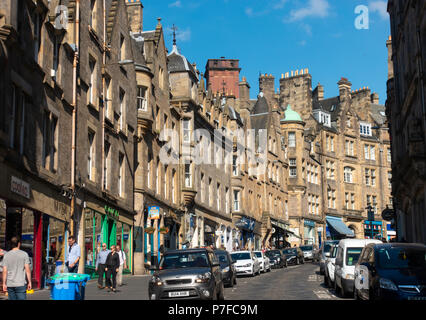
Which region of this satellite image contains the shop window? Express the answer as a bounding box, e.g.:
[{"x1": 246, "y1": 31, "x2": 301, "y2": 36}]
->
[
  {"x1": 84, "y1": 211, "x2": 94, "y2": 267},
  {"x1": 0, "y1": 199, "x2": 6, "y2": 250}
]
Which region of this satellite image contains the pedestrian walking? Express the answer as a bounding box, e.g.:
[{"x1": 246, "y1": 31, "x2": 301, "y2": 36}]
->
[
  {"x1": 1, "y1": 237, "x2": 32, "y2": 300},
  {"x1": 115, "y1": 245, "x2": 126, "y2": 286},
  {"x1": 105, "y1": 245, "x2": 120, "y2": 292},
  {"x1": 95, "y1": 243, "x2": 110, "y2": 289},
  {"x1": 66, "y1": 236, "x2": 80, "y2": 273}
]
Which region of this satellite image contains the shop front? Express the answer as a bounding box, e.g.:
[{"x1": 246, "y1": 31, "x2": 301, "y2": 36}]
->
[
  {"x1": 364, "y1": 221, "x2": 383, "y2": 239},
  {"x1": 270, "y1": 219, "x2": 292, "y2": 249},
  {"x1": 0, "y1": 174, "x2": 70, "y2": 291},
  {"x1": 303, "y1": 219, "x2": 316, "y2": 245},
  {"x1": 84, "y1": 205, "x2": 133, "y2": 278},
  {"x1": 235, "y1": 216, "x2": 258, "y2": 250}
]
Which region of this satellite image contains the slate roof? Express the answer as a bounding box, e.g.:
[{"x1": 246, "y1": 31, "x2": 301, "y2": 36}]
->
[
  {"x1": 167, "y1": 45, "x2": 198, "y2": 81},
  {"x1": 251, "y1": 93, "x2": 270, "y2": 115},
  {"x1": 313, "y1": 97, "x2": 341, "y2": 122},
  {"x1": 370, "y1": 104, "x2": 387, "y2": 126}
]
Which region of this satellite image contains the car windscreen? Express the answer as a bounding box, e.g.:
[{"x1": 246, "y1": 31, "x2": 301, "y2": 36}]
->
[
  {"x1": 231, "y1": 252, "x2": 251, "y2": 260},
  {"x1": 160, "y1": 252, "x2": 209, "y2": 269},
  {"x1": 300, "y1": 246, "x2": 313, "y2": 251},
  {"x1": 377, "y1": 247, "x2": 426, "y2": 269},
  {"x1": 282, "y1": 249, "x2": 297, "y2": 255},
  {"x1": 345, "y1": 247, "x2": 363, "y2": 266},
  {"x1": 265, "y1": 251, "x2": 279, "y2": 257},
  {"x1": 215, "y1": 251, "x2": 229, "y2": 266},
  {"x1": 254, "y1": 252, "x2": 262, "y2": 258}
]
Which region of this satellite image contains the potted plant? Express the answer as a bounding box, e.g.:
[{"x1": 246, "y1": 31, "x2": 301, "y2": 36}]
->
[
  {"x1": 145, "y1": 227, "x2": 156, "y2": 234},
  {"x1": 159, "y1": 227, "x2": 169, "y2": 234}
]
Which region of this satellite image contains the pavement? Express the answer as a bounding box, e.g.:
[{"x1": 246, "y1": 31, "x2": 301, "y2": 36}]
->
[{"x1": 2, "y1": 262, "x2": 351, "y2": 300}]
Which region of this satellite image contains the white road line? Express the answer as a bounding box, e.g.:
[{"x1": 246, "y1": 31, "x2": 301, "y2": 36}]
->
[{"x1": 313, "y1": 290, "x2": 333, "y2": 299}]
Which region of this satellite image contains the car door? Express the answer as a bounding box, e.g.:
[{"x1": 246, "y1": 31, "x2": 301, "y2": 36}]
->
[
  {"x1": 356, "y1": 248, "x2": 370, "y2": 299},
  {"x1": 335, "y1": 246, "x2": 344, "y2": 288}
]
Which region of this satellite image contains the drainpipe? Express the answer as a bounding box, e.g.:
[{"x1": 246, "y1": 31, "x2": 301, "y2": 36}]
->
[
  {"x1": 70, "y1": 0, "x2": 80, "y2": 237},
  {"x1": 102, "y1": 0, "x2": 106, "y2": 192}
]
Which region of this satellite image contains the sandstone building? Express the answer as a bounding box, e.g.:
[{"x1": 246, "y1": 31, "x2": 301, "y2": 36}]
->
[{"x1": 387, "y1": 0, "x2": 426, "y2": 244}]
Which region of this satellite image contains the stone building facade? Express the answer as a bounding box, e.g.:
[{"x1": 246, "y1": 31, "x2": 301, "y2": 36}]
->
[{"x1": 387, "y1": 0, "x2": 426, "y2": 244}]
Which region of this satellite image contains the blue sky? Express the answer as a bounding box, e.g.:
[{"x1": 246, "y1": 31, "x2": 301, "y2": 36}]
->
[{"x1": 142, "y1": 0, "x2": 390, "y2": 104}]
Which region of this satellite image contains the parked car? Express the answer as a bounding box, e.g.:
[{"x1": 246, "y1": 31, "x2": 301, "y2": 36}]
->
[
  {"x1": 324, "y1": 244, "x2": 338, "y2": 287},
  {"x1": 300, "y1": 245, "x2": 315, "y2": 261},
  {"x1": 148, "y1": 248, "x2": 225, "y2": 300},
  {"x1": 231, "y1": 251, "x2": 261, "y2": 277},
  {"x1": 254, "y1": 251, "x2": 271, "y2": 273},
  {"x1": 214, "y1": 249, "x2": 237, "y2": 288},
  {"x1": 334, "y1": 239, "x2": 382, "y2": 297},
  {"x1": 319, "y1": 240, "x2": 340, "y2": 274},
  {"x1": 265, "y1": 250, "x2": 287, "y2": 268},
  {"x1": 282, "y1": 247, "x2": 304, "y2": 265},
  {"x1": 354, "y1": 243, "x2": 426, "y2": 300}
]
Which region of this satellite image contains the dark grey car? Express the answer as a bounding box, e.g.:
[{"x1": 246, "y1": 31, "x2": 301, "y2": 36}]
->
[
  {"x1": 214, "y1": 249, "x2": 237, "y2": 288},
  {"x1": 148, "y1": 248, "x2": 225, "y2": 300}
]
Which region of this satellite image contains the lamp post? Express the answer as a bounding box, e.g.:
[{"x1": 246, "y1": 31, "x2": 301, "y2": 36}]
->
[{"x1": 366, "y1": 204, "x2": 375, "y2": 239}]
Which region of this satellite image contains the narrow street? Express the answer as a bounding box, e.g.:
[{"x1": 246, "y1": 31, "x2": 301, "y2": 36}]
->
[{"x1": 19, "y1": 262, "x2": 350, "y2": 300}]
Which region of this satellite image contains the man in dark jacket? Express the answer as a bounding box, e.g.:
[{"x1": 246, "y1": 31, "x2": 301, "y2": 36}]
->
[{"x1": 105, "y1": 245, "x2": 120, "y2": 292}]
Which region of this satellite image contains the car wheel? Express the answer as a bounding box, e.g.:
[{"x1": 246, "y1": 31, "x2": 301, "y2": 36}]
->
[
  {"x1": 324, "y1": 275, "x2": 329, "y2": 287},
  {"x1": 233, "y1": 276, "x2": 237, "y2": 286},
  {"x1": 340, "y1": 282, "x2": 347, "y2": 298}
]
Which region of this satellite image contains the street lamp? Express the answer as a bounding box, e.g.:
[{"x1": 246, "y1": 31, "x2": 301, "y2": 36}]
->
[{"x1": 365, "y1": 204, "x2": 375, "y2": 239}]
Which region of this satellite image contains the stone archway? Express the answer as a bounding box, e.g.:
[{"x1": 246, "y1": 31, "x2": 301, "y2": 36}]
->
[{"x1": 348, "y1": 224, "x2": 360, "y2": 239}]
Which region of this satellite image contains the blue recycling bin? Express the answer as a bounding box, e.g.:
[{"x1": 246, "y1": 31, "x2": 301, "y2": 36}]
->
[{"x1": 47, "y1": 273, "x2": 91, "y2": 300}]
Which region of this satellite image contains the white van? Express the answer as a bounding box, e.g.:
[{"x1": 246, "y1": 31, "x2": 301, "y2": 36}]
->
[{"x1": 334, "y1": 239, "x2": 382, "y2": 297}]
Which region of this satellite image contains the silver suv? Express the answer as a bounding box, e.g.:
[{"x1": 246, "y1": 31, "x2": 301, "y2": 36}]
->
[
  {"x1": 319, "y1": 240, "x2": 340, "y2": 275},
  {"x1": 148, "y1": 248, "x2": 225, "y2": 300}
]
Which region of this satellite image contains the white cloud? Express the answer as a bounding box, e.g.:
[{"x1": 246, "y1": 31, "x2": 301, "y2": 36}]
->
[
  {"x1": 369, "y1": 1, "x2": 388, "y2": 20},
  {"x1": 169, "y1": 0, "x2": 182, "y2": 8},
  {"x1": 245, "y1": 7, "x2": 254, "y2": 17},
  {"x1": 300, "y1": 23, "x2": 312, "y2": 36},
  {"x1": 287, "y1": 0, "x2": 330, "y2": 22},
  {"x1": 273, "y1": 0, "x2": 288, "y2": 10},
  {"x1": 176, "y1": 27, "x2": 191, "y2": 42}
]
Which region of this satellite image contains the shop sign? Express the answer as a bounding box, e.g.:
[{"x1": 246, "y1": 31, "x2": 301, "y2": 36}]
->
[
  {"x1": 148, "y1": 206, "x2": 160, "y2": 220},
  {"x1": 11, "y1": 176, "x2": 30, "y2": 199},
  {"x1": 304, "y1": 220, "x2": 316, "y2": 228},
  {"x1": 235, "y1": 217, "x2": 255, "y2": 231},
  {"x1": 105, "y1": 206, "x2": 119, "y2": 220},
  {"x1": 123, "y1": 234, "x2": 129, "y2": 240}
]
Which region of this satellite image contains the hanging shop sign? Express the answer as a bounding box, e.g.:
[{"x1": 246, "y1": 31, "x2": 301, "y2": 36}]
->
[
  {"x1": 304, "y1": 220, "x2": 316, "y2": 228},
  {"x1": 145, "y1": 227, "x2": 156, "y2": 234},
  {"x1": 11, "y1": 176, "x2": 31, "y2": 199},
  {"x1": 235, "y1": 217, "x2": 255, "y2": 231},
  {"x1": 381, "y1": 207, "x2": 395, "y2": 221},
  {"x1": 105, "y1": 206, "x2": 119, "y2": 220},
  {"x1": 148, "y1": 206, "x2": 160, "y2": 220}
]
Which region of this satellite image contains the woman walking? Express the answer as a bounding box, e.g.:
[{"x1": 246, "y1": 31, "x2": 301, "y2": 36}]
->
[{"x1": 105, "y1": 245, "x2": 120, "y2": 292}]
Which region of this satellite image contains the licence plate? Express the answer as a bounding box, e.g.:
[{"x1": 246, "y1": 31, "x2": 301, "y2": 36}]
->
[
  {"x1": 169, "y1": 291, "x2": 190, "y2": 298},
  {"x1": 408, "y1": 296, "x2": 426, "y2": 300}
]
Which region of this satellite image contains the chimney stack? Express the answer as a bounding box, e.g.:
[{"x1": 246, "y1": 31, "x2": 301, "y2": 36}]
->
[
  {"x1": 371, "y1": 93, "x2": 379, "y2": 104},
  {"x1": 337, "y1": 77, "x2": 352, "y2": 101},
  {"x1": 126, "y1": 0, "x2": 144, "y2": 34},
  {"x1": 313, "y1": 83, "x2": 324, "y2": 101}
]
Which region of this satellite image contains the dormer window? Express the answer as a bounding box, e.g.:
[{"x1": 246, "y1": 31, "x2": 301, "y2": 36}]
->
[
  {"x1": 360, "y1": 122, "x2": 372, "y2": 136},
  {"x1": 313, "y1": 110, "x2": 331, "y2": 127}
]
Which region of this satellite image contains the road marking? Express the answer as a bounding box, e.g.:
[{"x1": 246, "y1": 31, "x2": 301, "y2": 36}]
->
[
  {"x1": 313, "y1": 290, "x2": 334, "y2": 299},
  {"x1": 308, "y1": 274, "x2": 322, "y2": 282}
]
